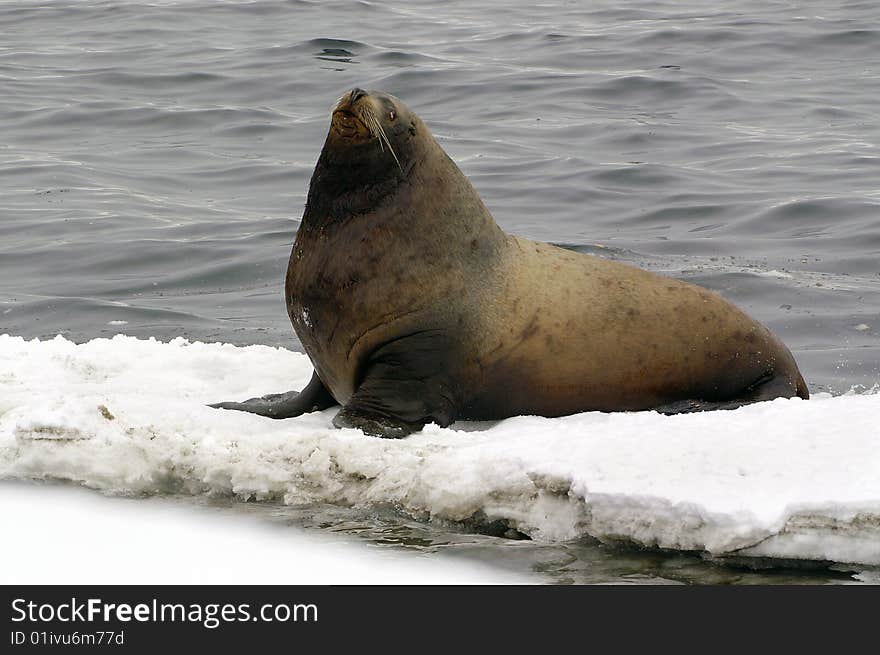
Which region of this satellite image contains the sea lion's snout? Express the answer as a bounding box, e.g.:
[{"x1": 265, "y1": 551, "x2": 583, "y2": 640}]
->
[
  {"x1": 331, "y1": 88, "x2": 373, "y2": 140},
  {"x1": 331, "y1": 110, "x2": 362, "y2": 137},
  {"x1": 328, "y1": 88, "x2": 406, "y2": 170}
]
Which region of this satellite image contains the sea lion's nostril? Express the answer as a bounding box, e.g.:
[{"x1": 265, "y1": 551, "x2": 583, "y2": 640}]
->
[{"x1": 350, "y1": 88, "x2": 367, "y2": 102}]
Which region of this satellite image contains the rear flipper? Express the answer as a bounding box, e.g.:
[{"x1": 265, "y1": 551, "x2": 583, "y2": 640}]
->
[
  {"x1": 653, "y1": 398, "x2": 751, "y2": 415},
  {"x1": 209, "y1": 371, "x2": 337, "y2": 419},
  {"x1": 654, "y1": 370, "x2": 807, "y2": 416}
]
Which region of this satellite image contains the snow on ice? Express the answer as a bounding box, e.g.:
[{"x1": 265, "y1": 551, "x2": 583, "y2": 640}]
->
[{"x1": 1, "y1": 334, "x2": 878, "y2": 567}]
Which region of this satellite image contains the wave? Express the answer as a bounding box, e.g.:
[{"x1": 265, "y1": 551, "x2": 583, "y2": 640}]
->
[{"x1": 1, "y1": 334, "x2": 878, "y2": 567}]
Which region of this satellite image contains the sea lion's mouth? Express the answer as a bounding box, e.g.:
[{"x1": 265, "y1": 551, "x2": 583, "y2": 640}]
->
[
  {"x1": 330, "y1": 88, "x2": 403, "y2": 170},
  {"x1": 331, "y1": 101, "x2": 375, "y2": 139},
  {"x1": 331, "y1": 88, "x2": 379, "y2": 141},
  {"x1": 332, "y1": 109, "x2": 368, "y2": 139}
]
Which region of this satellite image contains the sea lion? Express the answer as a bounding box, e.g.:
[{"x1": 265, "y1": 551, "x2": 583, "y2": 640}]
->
[{"x1": 211, "y1": 87, "x2": 809, "y2": 437}]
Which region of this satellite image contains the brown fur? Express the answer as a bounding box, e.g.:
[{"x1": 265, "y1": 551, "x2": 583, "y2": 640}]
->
[{"x1": 214, "y1": 88, "x2": 808, "y2": 437}]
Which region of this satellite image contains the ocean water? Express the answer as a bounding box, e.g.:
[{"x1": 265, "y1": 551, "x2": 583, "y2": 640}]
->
[{"x1": 2, "y1": 0, "x2": 879, "y2": 583}]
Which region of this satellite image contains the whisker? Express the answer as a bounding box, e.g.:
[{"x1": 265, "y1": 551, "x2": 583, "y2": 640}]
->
[
  {"x1": 355, "y1": 104, "x2": 403, "y2": 172},
  {"x1": 373, "y1": 118, "x2": 402, "y2": 171},
  {"x1": 366, "y1": 112, "x2": 384, "y2": 152},
  {"x1": 331, "y1": 93, "x2": 347, "y2": 113}
]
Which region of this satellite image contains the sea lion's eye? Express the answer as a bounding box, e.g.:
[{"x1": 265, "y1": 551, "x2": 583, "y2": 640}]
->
[{"x1": 389, "y1": 110, "x2": 396, "y2": 121}]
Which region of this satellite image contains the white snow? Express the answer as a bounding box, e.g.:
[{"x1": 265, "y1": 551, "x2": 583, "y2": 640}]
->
[
  {"x1": 0, "y1": 483, "x2": 525, "y2": 584},
  {"x1": 1, "y1": 334, "x2": 879, "y2": 567}
]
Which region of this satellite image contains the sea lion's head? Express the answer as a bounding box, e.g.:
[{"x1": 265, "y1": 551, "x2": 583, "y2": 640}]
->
[
  {"x1": 325, "y1": 88, "x2": 420, "y2": 177},
  {"x1": 305, "y1": 88, "x2": 464, "y2": 223}
]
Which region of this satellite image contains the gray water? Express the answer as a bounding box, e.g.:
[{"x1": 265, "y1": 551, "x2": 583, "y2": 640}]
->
[{"x1": 2, "y1": 0, "x2": 879, "y2": 583}]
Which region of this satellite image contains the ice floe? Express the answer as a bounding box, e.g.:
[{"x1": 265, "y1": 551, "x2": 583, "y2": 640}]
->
[{"x1": 1, "y1": 334, "x2": 878, "y2": 567}]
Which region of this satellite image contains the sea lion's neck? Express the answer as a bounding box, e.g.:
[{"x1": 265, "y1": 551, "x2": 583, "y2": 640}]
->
[
  {"x1": 298, "y1": 134, "x2": 508, "y2": 261},
  {"x1": 286, "y1": 126, "x2": 510, "y2": 399},
  {"x1": 299, "y1": 142, "x2": 409, "y2": 230}
]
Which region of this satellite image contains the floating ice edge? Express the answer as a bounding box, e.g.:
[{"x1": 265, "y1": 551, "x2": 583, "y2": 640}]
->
[{"x1": 1, "y1": 334, "x2": 878, "y2": 567}]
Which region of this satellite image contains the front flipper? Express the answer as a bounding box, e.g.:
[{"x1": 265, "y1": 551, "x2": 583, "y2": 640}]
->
[
  {"x1": 209, "y1": 370, "x2": 336, "y2": 419},
  {"x1": 332, "y1": 407, "x2": 417, "y2": 439},
  {"x1": 332, "y1": 329, "x2": 459, "y2": 439}
]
